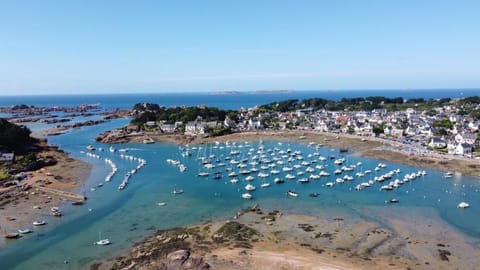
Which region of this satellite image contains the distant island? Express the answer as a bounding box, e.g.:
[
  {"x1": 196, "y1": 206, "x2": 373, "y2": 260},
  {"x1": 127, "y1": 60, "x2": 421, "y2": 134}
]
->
[
  {"x1": 255, "y1": 89, "x2": 295, "y2": 93},
  {"x1": 208, "y1": 90, "x2": 241, "y2": 95}
]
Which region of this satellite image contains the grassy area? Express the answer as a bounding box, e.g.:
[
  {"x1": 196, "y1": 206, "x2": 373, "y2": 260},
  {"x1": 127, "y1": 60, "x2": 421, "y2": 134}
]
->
[
  {"x1": 434, "y1": 148, "x2": 448, "y2": 153},
  {"x1": 428, "y1": 146, "x2": 448, "y2": 153},
  {"x1": 0, "y1": 168, "x2": 10, "y2": 181}
]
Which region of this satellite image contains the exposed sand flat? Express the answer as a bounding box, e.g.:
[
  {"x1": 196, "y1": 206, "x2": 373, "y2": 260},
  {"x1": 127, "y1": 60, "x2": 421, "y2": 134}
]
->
[
  {"x1": 96, "y1": 204, "x2": 479, "y2": 270},
  {"x1": 367, "y1": 206, "x2": 480, "y2": 270},
  {"x1": 210, "y1": 247, "x2": 364, "y2": 270},
  {"x1": 0, "y1": 147, "x2": 91, "y2": 244}
]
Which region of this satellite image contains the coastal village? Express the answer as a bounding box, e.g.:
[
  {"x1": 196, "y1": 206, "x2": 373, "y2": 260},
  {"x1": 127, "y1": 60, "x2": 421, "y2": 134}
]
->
[{"x1": 98, "y1": 97, "x2": 480, "y2": 160}]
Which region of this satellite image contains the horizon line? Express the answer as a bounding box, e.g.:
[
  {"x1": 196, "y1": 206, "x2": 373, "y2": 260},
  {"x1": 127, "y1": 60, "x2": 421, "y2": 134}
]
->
[{"x1": 1, "y1": 88, "x2": 479, "y2": 97}]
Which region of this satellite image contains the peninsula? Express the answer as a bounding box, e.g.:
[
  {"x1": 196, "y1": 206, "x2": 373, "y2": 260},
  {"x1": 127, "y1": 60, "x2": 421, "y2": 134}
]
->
[{"x1": 96, "y1": 96, "x2": 480, "y2": 176}]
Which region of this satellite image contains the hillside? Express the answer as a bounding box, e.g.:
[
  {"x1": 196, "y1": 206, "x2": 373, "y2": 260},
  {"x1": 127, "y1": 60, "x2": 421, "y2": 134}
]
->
[{"x1": 0, "y1": 118, "x2": 37, "y2": 153}]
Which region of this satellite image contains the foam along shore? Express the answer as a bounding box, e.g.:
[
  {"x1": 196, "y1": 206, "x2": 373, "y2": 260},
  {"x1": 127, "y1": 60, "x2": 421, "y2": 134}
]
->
[
  {"x1": 93, "y1": 205, "x2": 480, "y2": 270},
  {"x1": 0, "y1": 146, "x2": 91, "y2": 244},
  {"x1": 119, "y1": 130, "x2": 480, "y2": 176}
]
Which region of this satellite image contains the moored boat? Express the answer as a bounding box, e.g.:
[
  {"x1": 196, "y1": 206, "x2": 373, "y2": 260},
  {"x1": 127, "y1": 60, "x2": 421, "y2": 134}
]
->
[
  {"x1": 458, "y1": 202, "x2": 469, "y2": 208},
  {"x1": 241, "y1": 193, "x2": 253, "y2": 200},
  {"x1": 33, "y1": 220, "x2": 47, "y2": 226},
  {"x1": 287, "y1": 190, "x2": 298, "y2": 197},
  {"x1": 94, "y1": 238, "x2": 111, "y2": 246},
  {"x1": 386, "y1": 198, "x2": 399, "y2": 204},
  {"x1": 18, "y1": 228, "x2": 32, "y2": 234}
]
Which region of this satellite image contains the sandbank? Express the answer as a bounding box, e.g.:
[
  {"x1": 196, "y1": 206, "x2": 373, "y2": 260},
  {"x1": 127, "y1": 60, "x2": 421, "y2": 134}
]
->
[{"x1": 0, "y1": 146, "x2": 91, "y2": 243}]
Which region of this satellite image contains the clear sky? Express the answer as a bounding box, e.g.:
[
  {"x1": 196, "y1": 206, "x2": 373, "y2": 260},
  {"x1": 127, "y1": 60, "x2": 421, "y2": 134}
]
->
[{"x1": 1, "y1": 0, "x2": 479, "y2": 95}]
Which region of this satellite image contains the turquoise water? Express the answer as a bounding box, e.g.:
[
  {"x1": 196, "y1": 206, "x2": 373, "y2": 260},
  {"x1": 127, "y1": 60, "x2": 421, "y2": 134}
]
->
[
  {"x1": 1, "y1": 92, "x2": 480, "y2": 269},
  {"x1": 1, "y1": 118, "x2": 480, "y2": 269}
]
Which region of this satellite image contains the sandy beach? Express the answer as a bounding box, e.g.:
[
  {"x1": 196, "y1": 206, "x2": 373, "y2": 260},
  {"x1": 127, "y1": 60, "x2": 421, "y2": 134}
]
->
[
  {"x1": 0, "y1": 146, "x2": 91, "y2": 243},
  {"x1": 93, "y1": 205, "x2": 480, "y2": 270},
  {"x1": 129, "y1": 130, "x2": 480, "y2": 176}
]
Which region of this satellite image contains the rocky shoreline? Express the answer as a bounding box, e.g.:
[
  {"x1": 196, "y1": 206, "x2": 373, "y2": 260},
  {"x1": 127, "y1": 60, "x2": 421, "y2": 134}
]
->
[{"x1": 93, "y1": 205, "x2": 479, "y2": 270}]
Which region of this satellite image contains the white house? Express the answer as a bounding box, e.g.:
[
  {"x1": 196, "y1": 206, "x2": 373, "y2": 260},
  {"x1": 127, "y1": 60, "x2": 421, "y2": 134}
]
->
[
  {"x1": 145, "y1": 121, "x2": 157, "y2": 127},
  {"x1": 429, "y1": 137, "x2": 446, "y2": 148},
  {"x1": 314, "y1": 120, "x2": 329, "y2": 132},
  {"x1": 248, "y1": 118, "x2": 263, "y2": 130},
  {"x1": 184, "y1": 122, "x2": 205, "y2": 135},
  {"x1": 468, "y1": 121, "x2": 479, "y2": 132},
  {"x1": 160, "y1": 124, "x2": 176, "y2": 133},
  {"x1": 456, "y1": 143, "x2": 473, "y2": 156},
  {"x1": 405, "y1": 126, "x2": 418, "y2": 136},
  {"x1": 455, "y1": 133, "x2": 477, "y2": 145},
  {"x1": 0, "y1": 152, "x2": 14, "y2": 162}
]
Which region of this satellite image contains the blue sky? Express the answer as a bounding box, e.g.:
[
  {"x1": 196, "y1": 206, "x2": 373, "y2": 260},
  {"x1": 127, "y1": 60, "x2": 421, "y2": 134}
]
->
[{"x1": 0, "y1": 0, "x2": 479, "y2": 95}]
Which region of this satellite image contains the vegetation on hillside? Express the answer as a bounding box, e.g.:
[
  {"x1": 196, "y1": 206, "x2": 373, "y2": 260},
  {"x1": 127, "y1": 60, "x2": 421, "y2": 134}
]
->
[
  {"x1": 131, "y1": 103, "x2": 235, "y2": 125},
  {"x1": 0, "y1": 118, "x2": 36, "y2": 153},
  {"x1": 0, "y1": 118, "x2": 44, "y2": 183},
  {"x1": 258, "y1": 96, "x2": 480, "y2": 113}
]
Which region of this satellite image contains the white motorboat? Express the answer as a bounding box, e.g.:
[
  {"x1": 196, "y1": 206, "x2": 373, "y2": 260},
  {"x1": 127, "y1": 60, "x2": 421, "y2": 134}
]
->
[
  {"x1": 257, "y1": 172, "x2": 269, "y2": 178},
  {"x1": 18, "y1": 228, "x2": 32, "y2": 234},
  {"x1": 33, "y1": 220, "x2": 47, "y2": 226},
  {"x1": 319, "y1": 171, "x2": 330, "y2": 177},
  {"x1": 245, "y1": 184, "x2": 256, "y2": 191},
  {"x1": 297, "y1": 178, "x2": 309, "y2": 184},
  {"x1": 287, "y1": 190, "x2": 298, "y2": 197},
  {"x1": 444, "y1": 172, "x2": 454, "y2": 178},
  {"x1": 241, "y1": 193, "x2": 253, "y2": 200},
  {"x1": 245, "y1": 175, "x2": 255, "y2": 181},
  {"x1": 260, "y1": 182, "x2": 271, "y2": 188},
  {"x1": 458, "y1": 202, "x2": 469, "y2": 208},
  {"x1": 285, "y1": 174, "x2": 296, "y2": 180}
]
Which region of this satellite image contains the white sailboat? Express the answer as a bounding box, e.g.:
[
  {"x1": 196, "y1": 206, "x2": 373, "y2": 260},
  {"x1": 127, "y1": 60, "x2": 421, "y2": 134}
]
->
[{"x1": 94, "y1": 232, "x2": 111, "y2": 246}]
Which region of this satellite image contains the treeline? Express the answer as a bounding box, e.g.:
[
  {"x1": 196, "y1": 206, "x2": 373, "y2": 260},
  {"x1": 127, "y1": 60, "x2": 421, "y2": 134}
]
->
[
  {"x1": 0, "y1": 118, "x2": 36, "y2": 153},
  {"x1": 259, "y1": 96, "x2": 480, "y2": 113},
  {"x1": 131, "y1": 103, "x2": 238, "y2": 125}
]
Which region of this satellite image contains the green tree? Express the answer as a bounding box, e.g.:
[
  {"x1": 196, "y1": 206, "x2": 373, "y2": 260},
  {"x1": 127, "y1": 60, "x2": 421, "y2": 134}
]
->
[
  {"x1": 372, "y1": 126, "x2": 384, "y2": 136},
  {"x1": 0, "y1": 118, "x2": 35, "y2": 153},
  {"x1": 433, "y1": 119, "x2": 453, "y2": 130}
]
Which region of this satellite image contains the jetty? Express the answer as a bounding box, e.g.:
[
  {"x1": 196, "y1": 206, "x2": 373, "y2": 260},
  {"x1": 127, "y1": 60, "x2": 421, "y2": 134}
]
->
[{"x1": 32, "y1": 185, "x2": 86, "y2": 202}]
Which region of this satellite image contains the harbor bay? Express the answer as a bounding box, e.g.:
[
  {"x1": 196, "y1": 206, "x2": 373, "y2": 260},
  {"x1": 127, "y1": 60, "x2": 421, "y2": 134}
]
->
[{"x1": 0, "y1": 92, "x2": 479, "y2": 269}]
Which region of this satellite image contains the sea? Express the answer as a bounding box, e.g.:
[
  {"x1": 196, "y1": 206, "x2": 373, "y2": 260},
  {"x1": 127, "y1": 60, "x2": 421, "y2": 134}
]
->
[{"x1": 0, "y1": 89, "x2": 479, "y2": 269}]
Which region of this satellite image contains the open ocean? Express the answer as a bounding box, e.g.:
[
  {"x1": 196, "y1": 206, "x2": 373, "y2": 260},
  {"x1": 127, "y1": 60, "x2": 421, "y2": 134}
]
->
[
  {"x1": 0, "y1": 89, "x2": 480, "y2": 269},
  {"x1": 1, "y1": 89, "x2": 479, "y2": 110}
]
